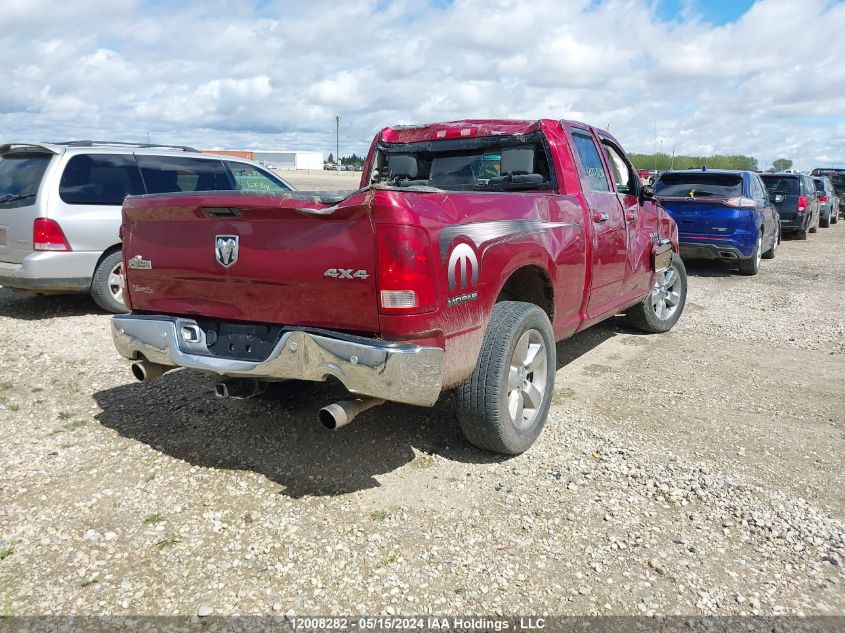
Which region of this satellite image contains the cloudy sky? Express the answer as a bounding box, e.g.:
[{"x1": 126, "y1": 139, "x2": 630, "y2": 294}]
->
[{"x1": 2, "y1": 0, "x2": 844, "y2": 169}]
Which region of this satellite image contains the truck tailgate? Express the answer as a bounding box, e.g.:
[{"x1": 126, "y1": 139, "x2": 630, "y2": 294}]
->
[{"x1": 121, "y1": 191, "x2": 380, "y2": 333}]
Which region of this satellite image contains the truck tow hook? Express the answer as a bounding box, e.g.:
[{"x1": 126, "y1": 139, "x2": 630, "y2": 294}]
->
[
  {"x1": 319, "y1": 397, "x2": 386, "y2": 430},
  {"x1": 213, "y1": 378, "x2": 266, "y2": 399}
]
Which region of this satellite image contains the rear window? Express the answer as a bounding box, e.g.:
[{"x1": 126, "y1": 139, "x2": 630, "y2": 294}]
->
[
  {"x1": 375, "y1": 137, "x2": 553, "y2": 192},
  {"x1": 654, "y1": 172, "x2": 743, "y2": 198},
  {"x1": 136, "y1": 156, "x2": 233, "y2": 194},
  {"x1": 813, "y1": 178, "x2": 826, "y2": 192},
  {"x1": 59, "y1": 154, "x2": 145, "y2": 205},
  {"x1": 0, "y1": 153, "x2": 52, "y2": 208},
  {"x1": 760, "y1": 176, "x2": 800, "y2": 196}
]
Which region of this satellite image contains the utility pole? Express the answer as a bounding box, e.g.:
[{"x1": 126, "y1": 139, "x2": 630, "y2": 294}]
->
[
  {"x1": 670, "y1": 145, "x2": 675, "y2": 171},
  {"x1": 335, "y1": 114, "x2": 340, "y2": 170}
]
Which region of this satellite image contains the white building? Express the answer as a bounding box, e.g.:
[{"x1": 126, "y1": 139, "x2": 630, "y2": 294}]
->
[{"x1": 253, "y1": 150, "x2": 323, "y2": 170}]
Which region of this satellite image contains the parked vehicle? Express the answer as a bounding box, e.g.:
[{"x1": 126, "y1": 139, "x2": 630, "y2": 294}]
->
[
  {"x1": 812, "y1": 176, "x2": 839, "y2": 227},
  {"x1": 810, "y1": 168, "x2": 845, "y2": 220},
  {"x1": 112, "y1": 119, "x2": 686, "y2": 455},
  {"x1": 653, "y1": 169, "x2": 779, "y2": 275},
  {"x1": 0, "y1": 141, "x2": 294, "y2": 312},
  {"x1": 759, "y1": 172, "x2": 820, "y2": 240}
]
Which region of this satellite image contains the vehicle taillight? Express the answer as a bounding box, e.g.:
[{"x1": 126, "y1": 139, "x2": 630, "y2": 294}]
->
[
  {"x1": 797, "y1": 196, "x2": 807, "y2": 212},
  {"x1": 377, "y1": 224, "x2": 436, "y2": 314},
  {"x1": 33, "y1": 218, "x2": 71, "y2": 252},
  {"x1": 722, "y1": 196, "x2": 756, "y2": 208},
  {"x1": 818, "y1": 195, "x2": 828, "y2": 202}
]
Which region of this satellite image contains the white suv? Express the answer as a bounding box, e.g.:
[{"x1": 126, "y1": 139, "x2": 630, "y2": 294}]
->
[{"x1": 0, "y1": 141, "x2": 294, "y2": 312}]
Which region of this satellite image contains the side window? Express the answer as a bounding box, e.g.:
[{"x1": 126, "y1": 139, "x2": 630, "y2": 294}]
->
[
  {"x1": 59, "y1": 154, "x2": 145, "y2": 205},
  {"x1": 226, "y1": 162, "x2": 291, "y2": 192},
  {"x1": 136, "y1": 156, "x2": 233, "y2": 194},
  {"x1": 601, "y1": 140, "x2": 637, "y2": 195},
  {"x1": 570, "y1": 132, "x2": 610, "y2": 192}
]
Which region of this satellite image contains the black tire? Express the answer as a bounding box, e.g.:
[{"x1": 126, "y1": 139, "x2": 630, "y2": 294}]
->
[
  {"x1": 795, "y1": 226, "x2": 808, "y2": 240},
  {"x1": 820, "y1": 212, "x2": 830, "y2": 228},
  {"x1": 626, "y1": 253, "x2": 687, "y2": 333},
  {"x1": 832, "y1": 213, "x2": 838, "y2": 224},
  {"x1": 738, "y1": 231, "x2": 762, "y2": 276},
  {"x1": 90, "y1": 250, "x2": 128, "y2": 313},
  {"x1": 457, "y1": 301, "x2": 555, "y2": 455}
]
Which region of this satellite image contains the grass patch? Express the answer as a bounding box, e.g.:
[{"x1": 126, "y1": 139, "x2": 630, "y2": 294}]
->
[
  {"x1": 60, "y1": 443, "x2": 73, "y2": 449},
  {"x1": 58, "y1": 411, "x2": 73, "y2": 420},
  {"x1": 144, "y1": 473, "x2": 156, "y2": 482},
  {"x1": 7, "y1": 404, "x2": 19, "y2": 412},
  {"x1": 62, "y1": 420, "x2": 86, "y2": 432},
  {"x1": 0, "y1": 542, "x2": 14, "y2": 561},
  {"x1": 80, "y1": 576, "x2": 99, "y2": 588},
  {"x1": 1, "y1": 603, "x2": 13, "y2": 619},
  {"x1": 155, "y1": 533, "x2": 180, "y2": 549},
  {"x1": 377, "y1": 553, "x2": 398, "y2": 568},
  {"x1": 143, "y1": 513, "x2": 163, "y2": 526},
  {"x1": 31, "y1": 387, "x2": 43, "y2": 393},
  {"x1": 370, "y1": 510, "x2": 388, "y2": 521}
]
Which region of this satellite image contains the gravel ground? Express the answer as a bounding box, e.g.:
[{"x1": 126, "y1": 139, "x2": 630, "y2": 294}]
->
[{"x1": 0, "y1": 218, "x2": 843, "y2": 620}]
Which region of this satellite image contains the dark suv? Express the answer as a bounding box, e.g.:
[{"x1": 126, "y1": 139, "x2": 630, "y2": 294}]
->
[{"x1": 759, "y1": 173, "x2": 819, "y2": 240}]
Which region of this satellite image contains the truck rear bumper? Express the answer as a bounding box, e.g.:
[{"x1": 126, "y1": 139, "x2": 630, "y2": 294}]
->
[{"x1": 111, "y1": 315, "x2": 444, "y2": 407}]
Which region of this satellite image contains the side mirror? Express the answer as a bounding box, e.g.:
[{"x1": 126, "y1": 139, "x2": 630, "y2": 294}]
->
[{"x1": 639, "y1": 184, "x2": 655, "y2": 201}]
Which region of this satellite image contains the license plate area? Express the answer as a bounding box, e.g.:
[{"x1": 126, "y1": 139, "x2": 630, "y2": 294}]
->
[{"x1": 193, "y1": 319, "x2": 284, "y2": 361}]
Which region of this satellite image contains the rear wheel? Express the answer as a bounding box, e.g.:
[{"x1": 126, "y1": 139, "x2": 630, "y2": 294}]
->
[
  {"x1": 90, "y1": 250, "x2": 128, "y2": 313},
  {"x1": 738, "y1": 232, "x2": 763, "y2": 275},
  {"x1": 457, "y1": 301, "x2": 555, "y2": 455},
  {"x1": 820, "y1": 210, "x2": 831, "y2": 228},
  {"x1": 625, "y1": 254, "x2": 687, "y2": 333}
]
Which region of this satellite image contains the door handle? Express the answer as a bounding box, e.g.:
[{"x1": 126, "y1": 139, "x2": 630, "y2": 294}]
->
[{"x1": 592, "y1": 212, "x2": 609, "y2": 223}]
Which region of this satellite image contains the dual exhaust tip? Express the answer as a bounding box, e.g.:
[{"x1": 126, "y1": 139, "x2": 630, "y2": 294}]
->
[{"x1": 130, "y1": 361, "x2": 384, "y2": 430}]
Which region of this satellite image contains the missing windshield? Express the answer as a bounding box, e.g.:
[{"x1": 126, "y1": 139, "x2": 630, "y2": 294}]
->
[{"x1": 372, "y1": 133, "x2": 555, "y2": 192}]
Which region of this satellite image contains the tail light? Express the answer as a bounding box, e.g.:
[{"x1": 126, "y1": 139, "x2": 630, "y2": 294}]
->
[
  {"x1": 33, "y1": 218, "x2": 71, "y2": 251},
  {"x1": 376, "y1": 224, "x2": 435, "y2": 314},
  {"x1": 819, "y1": 195, "x2": 828, "y2": 202},
  {"x1": 722, "y1": 196, "x2": 756, "y2": 208},
  {"x1": 797, "y1": 196, "x2": 807, "y2": 212}
]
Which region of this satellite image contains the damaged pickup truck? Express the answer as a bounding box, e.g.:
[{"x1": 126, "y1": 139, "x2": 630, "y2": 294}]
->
[{"x1": 112, "y1": 119, "x2": 686, "y2": 454}]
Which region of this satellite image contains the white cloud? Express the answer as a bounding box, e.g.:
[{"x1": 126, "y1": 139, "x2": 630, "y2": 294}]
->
[{"x1": 0, "y1": 0, "x2": 843, "y2": 169}]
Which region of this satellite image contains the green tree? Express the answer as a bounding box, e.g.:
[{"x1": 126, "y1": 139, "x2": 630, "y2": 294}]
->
[
  {"x1": 772, "y1": 158, "x2": 793, "y2": 171},
  {"x1": 326, "y1": 153, "x2": 335, "y2": 164}
]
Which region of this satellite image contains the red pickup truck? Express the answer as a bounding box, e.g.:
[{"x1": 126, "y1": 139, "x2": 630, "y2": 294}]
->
[{"x1": 112, "y1": 119, "x2": 685, "y2": 454}]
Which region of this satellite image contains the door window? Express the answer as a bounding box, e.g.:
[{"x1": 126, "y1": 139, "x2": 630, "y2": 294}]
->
[
  {"x1": 601, "y1": 140, "x2": 637, "y2": 195},
  {"x1": 226, "y1": 162, "x2": 292, "y2": 192},
  {"x1": 571, "y1": 132, "x2": 610, "y2": 192},
  {"x1": 136, "y1": 155, "x2": 233, "y2": 194},
  {"x1": 59, "y1": 154, "x2": 145, "y2": 205}
]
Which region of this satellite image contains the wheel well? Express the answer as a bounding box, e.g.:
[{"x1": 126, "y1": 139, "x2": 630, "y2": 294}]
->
[
  {"x1": 496, "y1": 265, "x2": 554, "y2": 321},
  {"x1": 94, "y1": 244, "x2": 122, "y2": 271}
]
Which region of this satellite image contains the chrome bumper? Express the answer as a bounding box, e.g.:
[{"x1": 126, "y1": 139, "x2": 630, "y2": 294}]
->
[{"x1": 111, "y1": 315, "x2": 444, "y2": 407}]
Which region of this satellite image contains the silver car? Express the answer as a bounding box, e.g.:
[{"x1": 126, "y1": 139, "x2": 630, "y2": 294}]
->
[
  {"x1": 812, "y1": 176, "x2": 840, "y2": 228},
  {"x1": 0, "y1": 141, "x2": 294, "y2": 312}
]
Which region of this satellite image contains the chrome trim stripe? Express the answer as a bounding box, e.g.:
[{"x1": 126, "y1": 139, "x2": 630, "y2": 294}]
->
[
  {"x1": 111, "y1": 316, "x2": 444, "y2": 407},
  {"x1": 439, "y1": 220, "x2": 576, "y2": 258}
]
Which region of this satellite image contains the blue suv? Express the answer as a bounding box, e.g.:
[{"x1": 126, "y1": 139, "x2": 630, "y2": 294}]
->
[{"x1": 653, "y1": 169, "x2": 780, "y2": 275}]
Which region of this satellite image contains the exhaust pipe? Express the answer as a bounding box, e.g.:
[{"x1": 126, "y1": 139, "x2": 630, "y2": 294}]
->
[
  {"x1": 213, "y1": 377, "x2": 265, "y2": 399},
  {"x1": 319, "y1": 397, "x2": 385, "y2": 430},
  {"x1": 131, "y1": 360, "x2": 170, "y2": 382}
]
